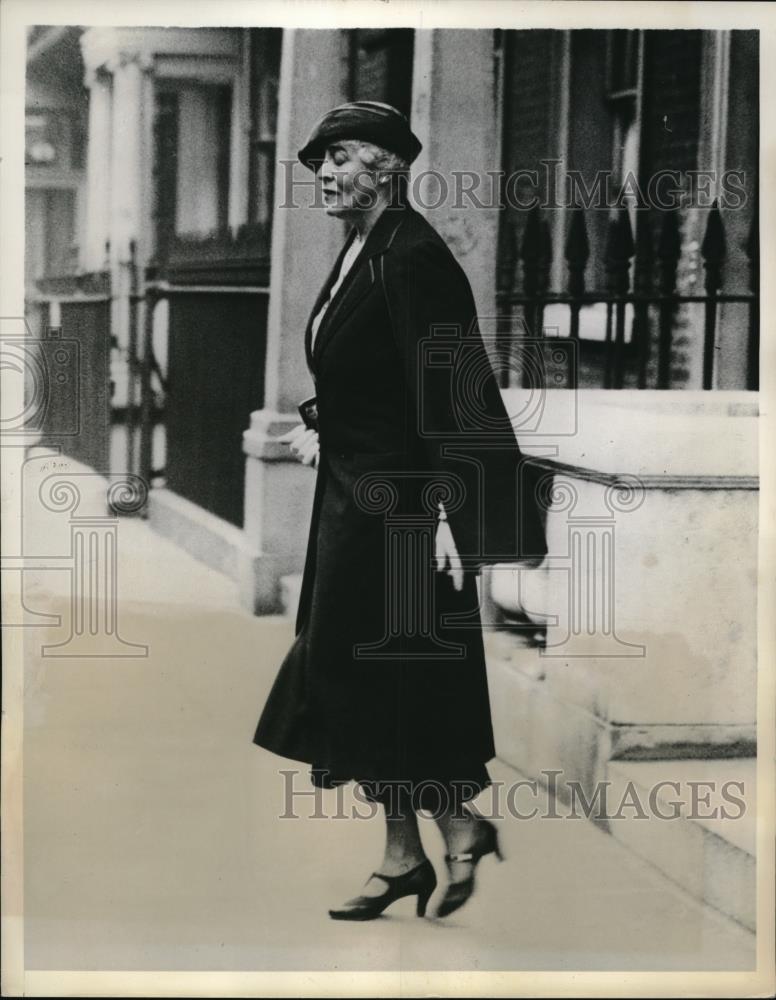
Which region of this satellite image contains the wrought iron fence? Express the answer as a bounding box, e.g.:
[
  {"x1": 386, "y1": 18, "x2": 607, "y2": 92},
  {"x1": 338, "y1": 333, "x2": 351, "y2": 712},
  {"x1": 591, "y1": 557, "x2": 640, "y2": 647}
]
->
[
  {"x1": 138, "y1": 280, "x2": 269, "y2": 528},
  {"x1": 495, "y1": 200, "x2": 758, "y2": 391},
  {"x1": 28, "y1": 269, "x2": 112, "y2": 472}
]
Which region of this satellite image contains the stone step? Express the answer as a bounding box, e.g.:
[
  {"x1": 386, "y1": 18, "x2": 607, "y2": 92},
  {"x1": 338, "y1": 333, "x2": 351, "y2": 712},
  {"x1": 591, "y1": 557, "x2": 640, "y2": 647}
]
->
[{"x1": 606, "y1": 758, "x2": 756, "y2": 932}]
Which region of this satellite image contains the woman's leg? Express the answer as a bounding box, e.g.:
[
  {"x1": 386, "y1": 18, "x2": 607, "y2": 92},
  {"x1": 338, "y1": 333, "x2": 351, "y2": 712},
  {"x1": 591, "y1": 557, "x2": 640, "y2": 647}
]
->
[
  {"x1": 432, "y1": 803, "x2": 480, "y2": 882},
  {"x1": 352, "y1": 811, "x2": 428, "y2": 897},
  {"x1": 341, "y1": 784, "x2": 430, "y2": 901},
  {"x1": 380, "y1": 796, "x2": 427, "y2": 874},
  {"x1": 426, "y1": 784, "x2": 503, "y2": 917}
]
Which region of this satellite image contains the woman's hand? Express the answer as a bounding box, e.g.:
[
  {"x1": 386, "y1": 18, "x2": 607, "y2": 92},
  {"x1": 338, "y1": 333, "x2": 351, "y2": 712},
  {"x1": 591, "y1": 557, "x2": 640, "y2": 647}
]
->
[
  {"x1": 277, "y1": 423, "x2": 319, "y2": 469},
  {"x1": 435, "y1": 520, "x2": 463, "y2": 591}
]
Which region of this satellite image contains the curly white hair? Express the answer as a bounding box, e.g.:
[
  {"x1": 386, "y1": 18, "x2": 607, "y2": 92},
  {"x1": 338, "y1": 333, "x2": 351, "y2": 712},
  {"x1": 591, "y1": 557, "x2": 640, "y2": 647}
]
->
[{"x1": 340, "y1": 139, "x2": 410, "y2": 183}]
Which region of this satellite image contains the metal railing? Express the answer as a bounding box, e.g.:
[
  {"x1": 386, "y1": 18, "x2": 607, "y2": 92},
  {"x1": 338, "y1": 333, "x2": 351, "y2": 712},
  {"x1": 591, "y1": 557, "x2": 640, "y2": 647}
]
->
[{"x1": 495, "y1": 201, "x2": 758, "y2": 391}]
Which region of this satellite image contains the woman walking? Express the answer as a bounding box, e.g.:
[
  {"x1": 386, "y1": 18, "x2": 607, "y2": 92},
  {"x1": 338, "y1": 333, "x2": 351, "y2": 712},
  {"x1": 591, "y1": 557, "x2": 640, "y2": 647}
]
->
[{"x1": 253, "y1": 101, "x2": 546, "y2": 920}]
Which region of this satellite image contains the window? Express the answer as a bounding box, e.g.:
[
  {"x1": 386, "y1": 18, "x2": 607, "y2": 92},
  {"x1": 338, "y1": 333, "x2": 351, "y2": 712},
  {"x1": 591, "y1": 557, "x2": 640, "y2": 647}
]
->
[
  {"x1": 605, "y1": 30, "x2": 643, "y2": 217},
  {"x1": 25, "y1": 188, "x2": 77, "y2": 283},
  {"x1": 607, "y1": 29, "x2": 640, "y2": 95},
  {"x1": 152, "y1": 90, "x2": 178, "y2": 264},
  {"x1": 347, "y1": 29, "x2": 414, "y2": 118},
  {"x1": 177, "y1": 82, "x2": 231, "y2": 236},
  {"x1": 247, "y1": 28, "x2": 282, "y2": 227},
  {"x1": 152, "y1": 80, "x2": 232, "y2": 258},
  {"x1": 25, "y1": 108, "x2": 81, "y2": 281},
  {"x1": 26, "y1": 109, "x2": 84, "y2": 169}
]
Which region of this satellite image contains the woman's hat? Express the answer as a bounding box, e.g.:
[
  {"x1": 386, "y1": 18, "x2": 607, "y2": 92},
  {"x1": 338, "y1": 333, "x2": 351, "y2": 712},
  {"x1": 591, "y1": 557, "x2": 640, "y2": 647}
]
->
[{"x1": 297, "y1": 101, "x2": 422, "y2": 172}]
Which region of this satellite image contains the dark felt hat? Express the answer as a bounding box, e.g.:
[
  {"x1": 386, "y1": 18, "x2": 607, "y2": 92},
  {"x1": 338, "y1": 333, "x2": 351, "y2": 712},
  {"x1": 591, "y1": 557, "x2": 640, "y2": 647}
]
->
[{"x1": 297, "y1": 101, "x2": 422, "y2": 172}]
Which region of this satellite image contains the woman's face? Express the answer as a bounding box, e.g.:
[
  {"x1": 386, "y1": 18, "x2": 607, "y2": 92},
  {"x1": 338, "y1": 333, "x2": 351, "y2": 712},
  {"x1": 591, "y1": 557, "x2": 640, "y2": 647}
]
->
[{"x1": 317, "y1": 141, "x2": 382, "y2": 220}]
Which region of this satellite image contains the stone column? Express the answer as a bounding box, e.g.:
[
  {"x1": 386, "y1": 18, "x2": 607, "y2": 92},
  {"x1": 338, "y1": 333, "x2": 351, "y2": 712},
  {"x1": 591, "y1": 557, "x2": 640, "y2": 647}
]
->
[
  {"x1": 242, "y1": 29, "x2": 347, "y2": 612},
  {"x1": 261, "y1": 29, "x2": 347, "y2": 414},
  {"x1": 410, "y1": 29, "x2": 501, "y2": 341},
  {"x1": 82, "y1": 68, "x2": 113, "y2": 272},
  {"x1": 107, "y1": 53, "x2": 149, "y2": 358},
  {"x1": 108, "y1": 54, "x2": 148, "y2": 268},
  {"x1": 80, "y1": 29, "x2": 154, "y2": 347}
]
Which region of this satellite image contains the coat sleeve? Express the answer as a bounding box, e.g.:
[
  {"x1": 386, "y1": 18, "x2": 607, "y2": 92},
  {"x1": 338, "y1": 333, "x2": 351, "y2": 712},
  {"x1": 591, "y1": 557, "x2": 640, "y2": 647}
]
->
[{"x1": 379, "y1": 238, "x2": 547, "y2": 568}]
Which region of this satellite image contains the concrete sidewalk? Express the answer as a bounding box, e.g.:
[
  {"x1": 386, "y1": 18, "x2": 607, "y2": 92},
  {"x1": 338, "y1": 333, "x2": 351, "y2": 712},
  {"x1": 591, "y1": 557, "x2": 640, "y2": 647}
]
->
[{"x1": 20, "y1": 512, "x2": 755, "y2": 972}]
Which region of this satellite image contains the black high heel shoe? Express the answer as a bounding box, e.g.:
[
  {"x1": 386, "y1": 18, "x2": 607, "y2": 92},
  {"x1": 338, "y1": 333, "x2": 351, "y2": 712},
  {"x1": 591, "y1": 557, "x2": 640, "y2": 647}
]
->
[
  {"x1": 328, "y1": 859, "x2": 437, "y2": 921},
  {"x1": 435, "y1": 817, "x2": 504, "y2": 918}
]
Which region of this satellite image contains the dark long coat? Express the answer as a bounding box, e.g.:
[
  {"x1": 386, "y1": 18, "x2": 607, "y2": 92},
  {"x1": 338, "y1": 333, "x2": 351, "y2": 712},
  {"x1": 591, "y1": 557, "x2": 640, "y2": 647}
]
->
[{"x1": 253, "y1": 198, "x2": 547, "y2": 794}]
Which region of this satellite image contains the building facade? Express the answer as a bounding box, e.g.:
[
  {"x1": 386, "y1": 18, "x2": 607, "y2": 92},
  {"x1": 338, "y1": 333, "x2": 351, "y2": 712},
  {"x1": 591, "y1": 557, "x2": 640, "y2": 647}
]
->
[
  {"x1": 25, "y1": 25, "x2": 758, "y2": 598},
  {"x1": 25, "y1": 25, "x2": 759, "y2": 929}
]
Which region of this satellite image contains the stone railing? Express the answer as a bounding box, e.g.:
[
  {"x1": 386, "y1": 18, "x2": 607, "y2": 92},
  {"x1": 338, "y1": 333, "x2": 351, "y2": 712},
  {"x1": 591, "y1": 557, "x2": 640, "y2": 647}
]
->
[{"x1": 483, "y1": 389, "x2": 758, "y2": 803}]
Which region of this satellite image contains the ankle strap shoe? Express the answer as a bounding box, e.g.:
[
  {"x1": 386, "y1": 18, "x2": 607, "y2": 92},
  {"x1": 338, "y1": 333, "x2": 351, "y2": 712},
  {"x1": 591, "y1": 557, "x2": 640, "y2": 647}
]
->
[
  {"x1": 436, "y1": 818, "x2": 504, "y2": 919},
  {"x1": 328, "y1": 859, "x2": 437, "y2": 921}
]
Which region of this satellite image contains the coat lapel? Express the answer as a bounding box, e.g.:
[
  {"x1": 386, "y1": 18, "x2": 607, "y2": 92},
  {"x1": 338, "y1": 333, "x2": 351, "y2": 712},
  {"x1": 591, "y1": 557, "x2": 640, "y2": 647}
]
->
[
  {"x1": 311, "y1": 258, "x2": 375, "y2": 361},
  {"x1": 309, "y1": 202, "x2": 410, "y2": 371},
  {"x1": 304, "y1": 227, "x2": 359, "y2": 374}
]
